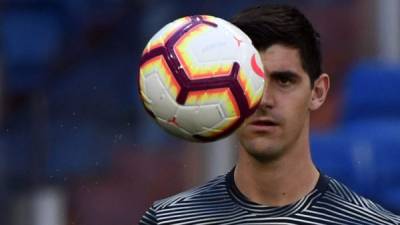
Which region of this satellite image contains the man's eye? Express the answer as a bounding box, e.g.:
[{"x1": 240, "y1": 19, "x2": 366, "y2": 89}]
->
[
  {"x1": 277, "y1": 76, "x2": 293, "y2": 86},
  {"x1": 270, "y1": 72, "x2": 299, "y2": 88}
]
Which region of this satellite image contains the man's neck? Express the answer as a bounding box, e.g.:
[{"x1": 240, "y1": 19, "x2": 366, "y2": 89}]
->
[{"x1": 234, "y1": 144, "x2": 319, "y2": 207}]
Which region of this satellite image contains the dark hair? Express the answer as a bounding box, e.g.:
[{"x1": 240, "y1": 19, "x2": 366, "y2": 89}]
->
[{"x1": 231, "y1": 5, "x2": 322, "y2": 84}]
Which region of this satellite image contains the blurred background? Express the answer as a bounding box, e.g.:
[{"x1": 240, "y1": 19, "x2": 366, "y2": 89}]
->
[{"x1": 0, "y1": 0, "x2": 399, "y2": 224}]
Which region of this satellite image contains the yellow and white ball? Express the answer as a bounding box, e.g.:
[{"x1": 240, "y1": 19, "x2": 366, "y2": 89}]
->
[{"x1": 138, "y1": 15, "x2": 265, "y2": 142}]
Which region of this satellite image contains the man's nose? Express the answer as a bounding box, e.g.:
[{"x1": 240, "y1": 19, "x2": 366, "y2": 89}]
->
[{"x1": 259, "y1": 83, "x2": 275, "y2": 110}]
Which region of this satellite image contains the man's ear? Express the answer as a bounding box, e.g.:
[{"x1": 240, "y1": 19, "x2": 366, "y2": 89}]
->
[{"x1": 309, "y1": 73, "x2": 330, "y2": 111}]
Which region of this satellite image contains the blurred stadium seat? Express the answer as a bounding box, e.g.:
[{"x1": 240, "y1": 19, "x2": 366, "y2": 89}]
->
[
  {"x1": 342, "y1": 61, "x2": 400, "y2": 204},
  {"x1": 0, "y1": 110, "x2": 37, "y2": 188},
  {"x1": 311, "y1": 128, "x2": 400, "y2": 212},
  {"x1": 46, "y1": 120, "x2": 112, "y2": 181},
  {"x1": 1, "y1": 7, "x2": 65, "y2": 94},
  {"x1": 342, "y1": 60, "x2": 400, "y2": 123},
  {"x1": 311, "y1": 132, "x2": 378, "y2": 197},
  {"x1": 312, "y1": 60, "x2": 400, "y2": 213}
]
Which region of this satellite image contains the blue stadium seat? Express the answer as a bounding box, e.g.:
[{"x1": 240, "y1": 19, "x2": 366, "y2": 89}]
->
[
  {"x1": 342, "y1": 60, "x2": 400, "y2": 123},
  {"x1": 312, "y1": 119, "x2": 400, "y2": 210},
  {"x1": 311, "y1": 133, "x2": 354, "y2": 184},
  {"x1": 369, "y1": 135, "x2": 400, "y2": 188},
  {"x1": 45, "y1": 54, "x2": 135, "y2": 119},
  {"x1": 0, "y1": 111, "x2": 37, "y2": 187},
  {"x1": 312, "y1": 132, "x2": 400, "y2": 203},
  {"x1": 379, "y1": 188, "x2": 400, "y2": 213},
  {"x1": 311, "y1": 132, "x2": 378, "y2": 197},
  {"x1": 352, "y1": 132, "x2": 400, "y2": 213},
  {"x1": 1, "y1": 9, "x2": 64, "y2": 93},
  {"x1": 46, "y1": 119, "x2": 112, "y2": 181},
  {"x1": 336, "y1": 60, "x2": 400, "y2": 208}
]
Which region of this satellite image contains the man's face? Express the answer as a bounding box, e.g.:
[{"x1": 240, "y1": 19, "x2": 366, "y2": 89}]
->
[{"x1": 237, "y1": 44, "x2": 314, "y2": 161}]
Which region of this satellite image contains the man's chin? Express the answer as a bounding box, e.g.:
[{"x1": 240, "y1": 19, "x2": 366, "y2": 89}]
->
[
  {"x1": 247, "y1": 148, "x2": 283, "y2": 163},
  {"x1": 240, "y1": 139, "x2": 284, "y2": 163}
]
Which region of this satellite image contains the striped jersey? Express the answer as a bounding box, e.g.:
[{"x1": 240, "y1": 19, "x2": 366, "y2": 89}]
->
[{"x1": 140, "y1": 169, "x2": 400, "y2": 225}]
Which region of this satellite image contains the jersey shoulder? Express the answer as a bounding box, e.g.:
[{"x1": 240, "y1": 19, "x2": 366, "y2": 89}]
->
[
  {"x1": 140, "y1": 174, "x2": 235, "y2": 224},
  {"x1": 152, "y1": 174, "x2": 229, "y2": 211},
  {"x1": 323, "y1": 176, "x2": 400, "y2": 224}
]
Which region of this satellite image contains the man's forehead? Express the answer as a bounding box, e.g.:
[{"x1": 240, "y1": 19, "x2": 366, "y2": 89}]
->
[{"x1": 260, "y1": 46, "x2": 304, "y2": 74}]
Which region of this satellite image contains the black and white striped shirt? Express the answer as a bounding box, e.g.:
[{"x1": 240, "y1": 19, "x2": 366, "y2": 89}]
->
[{"x1": 140, "y1": 169, "x2": 400, "y2": 224}]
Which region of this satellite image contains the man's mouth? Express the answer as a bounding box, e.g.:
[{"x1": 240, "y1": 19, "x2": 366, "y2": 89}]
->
[
  {"x1": 250, "y1": 117, "x2": 279, "y2": 126},
  {"x1": 247, "y1": 118, "x2": 280, "y2": 133},
  {"x1": 251, "y1": 120, "x2": 278, "y2": 126}
]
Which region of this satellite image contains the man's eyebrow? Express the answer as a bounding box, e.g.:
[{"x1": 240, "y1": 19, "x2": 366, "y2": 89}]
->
[{"x1": 269, "y1": 70, "x2": 301, "y2": 78}]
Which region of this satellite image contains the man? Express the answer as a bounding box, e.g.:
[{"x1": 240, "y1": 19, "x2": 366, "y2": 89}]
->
[{"x1": 140, "y1": 5, "x2": 400, "y2": 225}]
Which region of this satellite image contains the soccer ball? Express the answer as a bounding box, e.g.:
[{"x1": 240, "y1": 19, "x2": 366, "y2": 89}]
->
[{"x1": 138, "y1": 15, "x2": 265, "y2": 142}]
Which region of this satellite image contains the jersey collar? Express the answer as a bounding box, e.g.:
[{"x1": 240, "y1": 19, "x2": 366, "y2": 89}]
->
[{"x1": 225, "y1": 167, "x2": 330, "y2": 217}]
